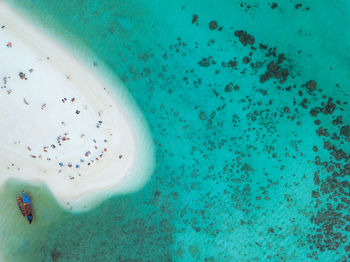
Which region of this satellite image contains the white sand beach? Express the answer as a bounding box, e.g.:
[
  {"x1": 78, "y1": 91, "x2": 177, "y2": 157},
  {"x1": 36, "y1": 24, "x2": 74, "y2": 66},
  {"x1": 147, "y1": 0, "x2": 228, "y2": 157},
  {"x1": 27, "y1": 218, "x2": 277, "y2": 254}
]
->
[{"x1": 0, "y1": 2, "x2": 154, "y2": 211}]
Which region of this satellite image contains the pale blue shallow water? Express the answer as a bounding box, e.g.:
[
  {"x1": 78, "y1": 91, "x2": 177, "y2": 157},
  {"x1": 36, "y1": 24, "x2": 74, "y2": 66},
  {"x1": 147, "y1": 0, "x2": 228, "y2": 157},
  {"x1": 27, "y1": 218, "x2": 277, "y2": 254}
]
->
[{"x1": 1, "y1": 0, "x2": 350, "y2": 261}]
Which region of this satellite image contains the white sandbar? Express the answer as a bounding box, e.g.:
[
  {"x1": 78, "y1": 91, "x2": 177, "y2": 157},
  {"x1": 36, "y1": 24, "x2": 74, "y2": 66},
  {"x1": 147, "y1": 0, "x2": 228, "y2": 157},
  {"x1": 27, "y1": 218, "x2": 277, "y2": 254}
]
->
[{"x1": 0, "y1": 2, "x2": 154, "y2": 211}]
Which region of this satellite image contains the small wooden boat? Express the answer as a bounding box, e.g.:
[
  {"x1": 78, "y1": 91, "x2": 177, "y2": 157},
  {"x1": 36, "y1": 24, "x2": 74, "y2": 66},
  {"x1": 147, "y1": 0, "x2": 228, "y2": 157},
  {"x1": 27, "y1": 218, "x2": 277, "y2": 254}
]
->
[
  {"x1": 22, "y1": 191, "x2": 33, "y2": 224},
  {"x1": 16, "y1": 196, "x2": 26, "y2": 216}
]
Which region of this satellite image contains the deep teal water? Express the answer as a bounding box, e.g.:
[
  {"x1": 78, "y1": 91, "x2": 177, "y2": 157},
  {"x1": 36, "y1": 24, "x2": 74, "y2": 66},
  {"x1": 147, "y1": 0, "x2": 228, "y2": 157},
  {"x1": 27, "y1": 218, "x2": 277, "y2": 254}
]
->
[{"x1": 2, "y1": 0, "x2": 350, "y2": 261}]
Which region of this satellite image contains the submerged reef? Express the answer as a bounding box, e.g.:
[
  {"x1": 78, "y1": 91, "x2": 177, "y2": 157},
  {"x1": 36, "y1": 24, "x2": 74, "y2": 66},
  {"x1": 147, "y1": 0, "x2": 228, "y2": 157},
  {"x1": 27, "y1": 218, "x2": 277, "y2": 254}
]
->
[
  {"x1": 128, "y1": 14, "x2": 348, "y2": 261},
  {"x1": 115, "y1": 8, "x2": 349, "y2": 260}
]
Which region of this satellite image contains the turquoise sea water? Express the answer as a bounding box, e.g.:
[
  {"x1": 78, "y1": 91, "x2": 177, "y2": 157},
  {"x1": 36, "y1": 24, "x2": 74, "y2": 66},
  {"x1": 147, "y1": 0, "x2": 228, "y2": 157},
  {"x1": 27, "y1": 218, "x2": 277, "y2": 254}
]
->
[{"x1": 1, "y1": 0, "x2": 350, "y2": 261}]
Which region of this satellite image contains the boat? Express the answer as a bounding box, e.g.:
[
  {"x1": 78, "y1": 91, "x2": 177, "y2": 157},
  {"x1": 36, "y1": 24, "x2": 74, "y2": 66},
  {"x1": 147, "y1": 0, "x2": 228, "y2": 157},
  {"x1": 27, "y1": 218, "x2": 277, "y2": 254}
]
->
[
  {"x1": 22, "y1": 191, "x2": 33, "y2": 224},
  {"x1": 16, "y1": 196, "x2": 26, "y2": 216}
]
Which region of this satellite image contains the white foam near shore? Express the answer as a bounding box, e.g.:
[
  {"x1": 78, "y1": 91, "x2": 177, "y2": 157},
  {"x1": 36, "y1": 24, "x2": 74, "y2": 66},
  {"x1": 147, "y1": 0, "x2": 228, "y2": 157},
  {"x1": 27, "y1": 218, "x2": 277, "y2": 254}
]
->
[{"x1": 0, "y1": 2, "x2": 154, "y2": 211}]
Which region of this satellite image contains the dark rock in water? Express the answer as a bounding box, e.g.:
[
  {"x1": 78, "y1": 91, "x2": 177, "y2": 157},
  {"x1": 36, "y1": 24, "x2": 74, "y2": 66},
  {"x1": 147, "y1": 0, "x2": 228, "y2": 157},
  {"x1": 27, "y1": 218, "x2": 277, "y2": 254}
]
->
[
  {"x1": 198, "y1": 57, "x2": 211, "y2": 67},
  {"x1": 199, "y1": 111, "x2": 207, "y2": 120},
  {"x1": 312, "y1": 191, "x2": 320, "y2": 198},
  {"x1": 332, "y1": 116, "x2": 343, "y2": 125},
  {"x1": 331, "y1": 149, "x2": 347, "y2": 160},
  {"x1": 209, "y1": 21, "x2": 218, "y2": 30},
  {"x1": 222, "y1": 60, "x2": 237, "y2": 69},
  {"x1": 313, "y1": 172, "x2": 320, "y2": 185},
  {"x1": 192, "y1": 14, "x2": 199, "y2": 25},
  {"x1": 310, "y1": 108, "x2": 320, "y2": 117},
  {"x1": 260, "y1": 61, "x2": 289, "y2": 83},
  {"x1": 234, "y1": 30, "x2": 255, "y2": 46},
  {"x1": 280, "y1": 69, "x2": 289, "y2": 83},
  {"x1": 259, "y1": 43, "x2": 268, "y2": 49},
  {"x1": 260, "y1": 73, "x2": 269, "y2": 83},
  {"x1": 323, "y1": 141, "x2": 332, "y2": 150},
  {"x1": 320, "y1": 98, "x2": 336, "y2": 114},
  {"x1": 243, "y1": 56, "x2": 250, "y2": 64},
  {"x1": 271, "y1": 3, "x2": 278, "y2": 9},
  {"x1": 340, "y1": 125, "x2": 350, "y2": 137},
  {"x1": 306, "y1": 80, "x2": 317, "y2": 92},
  {"x1": 320, "y1": 182, "x2": 329, "y2": 194},
  {"x1": 300, "y1": 98, "x2": 309, "y2": 109},
  {"x1": 277, "y1": 53, "x2": 286, "y2": 64},
  {"x1": 261, "y1": 62, "x2": 278, "y2": 82},
  {"x1": 295, "y1": 3, "x2": 302, "y2": 9},
  {"x1": 225, "y1": 82, "x2": 233, "y2": 92},
  {"x1": 51, "y1": 249, "x2": 61, "y2": 262},
  {"x1": 345, "y1": 245, "x2": 350, "y2": 252}
]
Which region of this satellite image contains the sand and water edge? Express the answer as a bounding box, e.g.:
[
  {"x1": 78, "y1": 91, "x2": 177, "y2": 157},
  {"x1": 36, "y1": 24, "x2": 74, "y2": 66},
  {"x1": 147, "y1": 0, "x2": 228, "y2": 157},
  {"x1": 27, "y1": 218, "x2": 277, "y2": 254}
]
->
[{"x1": 0, "y1": 1, "x2": 154, "y2": 213}]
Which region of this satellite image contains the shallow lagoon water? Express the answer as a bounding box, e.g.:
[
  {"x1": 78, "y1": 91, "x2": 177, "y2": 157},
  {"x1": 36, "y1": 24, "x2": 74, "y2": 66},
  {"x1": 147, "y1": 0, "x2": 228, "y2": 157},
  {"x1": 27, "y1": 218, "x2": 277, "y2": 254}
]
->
[{"x1": 2, "y1": 0, "x2": 350, "y2": 261}]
